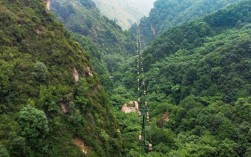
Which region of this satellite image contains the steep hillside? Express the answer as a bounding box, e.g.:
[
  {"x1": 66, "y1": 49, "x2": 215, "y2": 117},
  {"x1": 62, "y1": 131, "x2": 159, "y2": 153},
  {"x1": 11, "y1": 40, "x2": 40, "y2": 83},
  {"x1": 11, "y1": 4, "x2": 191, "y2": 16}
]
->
[
  {"x1": 113, "y1": 0, "x2": 251, "y2": 156},
  {"x1": 92, "y1": 0, "x2": 156, "y2": 30},
  {"x1": 51, "y1": 0, "x2": 136, "y2": 88},
  {"x1": 139, "y1": 0, "x2": 242, "y2": 44},
  {"x1": 0, "y1": 0, "x2": 121, "y2": 156}
]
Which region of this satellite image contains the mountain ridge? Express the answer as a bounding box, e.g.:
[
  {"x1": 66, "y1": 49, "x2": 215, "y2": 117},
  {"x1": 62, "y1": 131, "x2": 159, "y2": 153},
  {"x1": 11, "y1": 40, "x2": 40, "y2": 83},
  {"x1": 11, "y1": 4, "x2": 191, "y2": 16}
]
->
[
  {"x1": 112, "y1": 1, "x2": 251, "y2": 156},
  {"x1": 0, "y1": 0, "x2": 251, "y2": 156},
  {"x1": 92, "y1": 0, "x2": 156, "y2": 30},
  {"x1": 0, "y1": 0, "x2": 121, "y2": 156},
  {"x1": 51, "y1": 0, "x2": 136, "y2": 91},
  {"x1": 138, "y1": 0, "x2": 242, "y2": 44}
]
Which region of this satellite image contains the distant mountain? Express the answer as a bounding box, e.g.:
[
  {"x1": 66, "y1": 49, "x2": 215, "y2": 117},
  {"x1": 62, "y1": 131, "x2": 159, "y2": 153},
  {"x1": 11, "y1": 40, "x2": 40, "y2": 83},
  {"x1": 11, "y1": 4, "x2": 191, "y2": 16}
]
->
[
  {"x1": 139, "y1": 0, "x2": 242, "y2": 44},
  {"x1": 92, "y1": 0, "x2": 156, "y2": 30}
]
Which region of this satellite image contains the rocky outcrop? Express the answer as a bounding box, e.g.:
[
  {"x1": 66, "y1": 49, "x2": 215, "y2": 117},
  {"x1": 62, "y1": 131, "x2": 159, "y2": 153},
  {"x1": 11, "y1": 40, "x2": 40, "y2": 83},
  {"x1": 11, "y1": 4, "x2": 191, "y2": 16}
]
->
[
  {"x1": 73, "y1": 68, "x2": 79, "y2": 82},
  {"x1": 73, "y1": 138, "x2": 89, "y2": 155},
  {"x1": 157, "y1": 112, "x2": 170, "y2": 128},
  {"x1": 121, "y1": 101, "x2": 140, "y2": 114},
  {"x1": 150, "y1": 23, "x2": 156, "y2": 38},
  {"x1": 45, "y1": 0, "x2": 50, "y2": 10},
  {"x1": 162, "y1": 112, "x2": 170, "y2": 122},
  {"x1": 60, "y1": 102, "x2": 69, "y2": 114},
  {"x1": 84, "y1": 67, "x2": 93, "y2": 77}
]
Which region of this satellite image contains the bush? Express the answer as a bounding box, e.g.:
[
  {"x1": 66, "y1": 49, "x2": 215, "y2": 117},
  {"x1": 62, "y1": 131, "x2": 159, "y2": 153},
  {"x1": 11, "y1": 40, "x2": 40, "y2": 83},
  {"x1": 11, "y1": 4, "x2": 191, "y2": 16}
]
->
[
  {"x1": 0, "y1": 144, "x2": 9, "y2": 157},
  {"x1": 18, "y1": 105, "x2": 49, "y2": 149}
]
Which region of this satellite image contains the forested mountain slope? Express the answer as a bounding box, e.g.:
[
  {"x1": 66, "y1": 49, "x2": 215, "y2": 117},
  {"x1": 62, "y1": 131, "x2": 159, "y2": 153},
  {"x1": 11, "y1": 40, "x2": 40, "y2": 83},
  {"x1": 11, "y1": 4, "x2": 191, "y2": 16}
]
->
[
  {"x1": 113, "y1": 1, "x2": 251, "y2": 156},
  {"x1": 92, "y1": 0, "x2": 155, "y2": 30},
  {"x1": 51, "y1": 0, "x2": 135, "y2": 83},
  {"x1": 139, "y1": 0, "x2": 242, "y2": 44},
  {"x1": 0, "y1": 0, "x2": 121, "y2": 156}
]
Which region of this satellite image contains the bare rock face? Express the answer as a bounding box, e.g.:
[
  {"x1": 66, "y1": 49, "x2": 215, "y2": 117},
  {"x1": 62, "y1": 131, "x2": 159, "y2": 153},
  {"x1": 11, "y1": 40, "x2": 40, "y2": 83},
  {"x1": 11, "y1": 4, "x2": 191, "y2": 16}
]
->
[
  {"x1": 73, "y1": 138, "x2": 89, "y2": 155},
  {"x1": 121, "y1": 101, "x2": 140, "y2": 114},
  {"x1": 60, "y1": 102, "x2": 69, "y2": 114},
  {"x1": 45, "y1": 0, "x2": 50, "y2": 10},
  {"x1": 84, "y1": 67, "x2": 93, "y2": 77},
  {"x1": 73, "y1": 68, "x2": 79, "y2": 82},
  {"x1": 157, "y1": 112, "x2": 170, "y2": 128},
  {"x1": 162, "y1": 112, "x2": 170, "y2": 122}
]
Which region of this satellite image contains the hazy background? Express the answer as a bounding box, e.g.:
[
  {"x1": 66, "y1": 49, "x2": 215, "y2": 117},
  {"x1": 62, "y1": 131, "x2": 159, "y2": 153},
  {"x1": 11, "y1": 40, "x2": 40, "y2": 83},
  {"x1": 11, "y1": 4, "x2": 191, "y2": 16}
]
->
[{"x1": 92, "y1": 0, "x2": 156, "y2": 30}]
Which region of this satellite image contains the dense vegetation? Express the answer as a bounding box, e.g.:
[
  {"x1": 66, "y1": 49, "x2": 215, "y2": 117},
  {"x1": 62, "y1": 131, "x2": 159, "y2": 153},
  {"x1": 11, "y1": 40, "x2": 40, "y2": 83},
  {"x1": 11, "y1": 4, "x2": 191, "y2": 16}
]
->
[
  {"x1": 0, "y1": 0, "x2": 121, "y2": 156},
  {"x1": 113, "y1": 0, "x2": 251, "y2": 156},
  {"x1": 51, "y1": 0, "x2": 136, "y2": 89},
  {"x1": 138, "y1": 0, "x2": 242, "y2": 44},
  {"x1": 1, "y1": 0, "x2": 250, "y2": 156}
]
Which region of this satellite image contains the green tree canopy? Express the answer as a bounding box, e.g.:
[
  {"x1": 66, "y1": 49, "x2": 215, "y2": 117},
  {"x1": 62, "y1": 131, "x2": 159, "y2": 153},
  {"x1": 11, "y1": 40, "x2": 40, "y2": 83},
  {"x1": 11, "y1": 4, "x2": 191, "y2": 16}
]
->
[{"x1": 18, "y1": 105, "x2": 49, "y2": 146}]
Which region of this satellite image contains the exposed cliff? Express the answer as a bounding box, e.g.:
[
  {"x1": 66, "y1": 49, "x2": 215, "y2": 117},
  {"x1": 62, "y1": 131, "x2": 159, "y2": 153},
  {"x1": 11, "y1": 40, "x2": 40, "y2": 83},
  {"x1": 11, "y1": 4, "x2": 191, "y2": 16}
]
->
[{"x1": 45, "y1": 0, "x2": 50, "y2": 10}]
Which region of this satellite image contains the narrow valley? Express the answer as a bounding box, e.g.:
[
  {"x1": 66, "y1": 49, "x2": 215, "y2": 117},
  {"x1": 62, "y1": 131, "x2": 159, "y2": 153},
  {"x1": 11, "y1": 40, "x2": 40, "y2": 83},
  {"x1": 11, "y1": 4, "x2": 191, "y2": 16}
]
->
[{"x1": 0, "y1": 0, "x2": 250, "y2": 157}]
